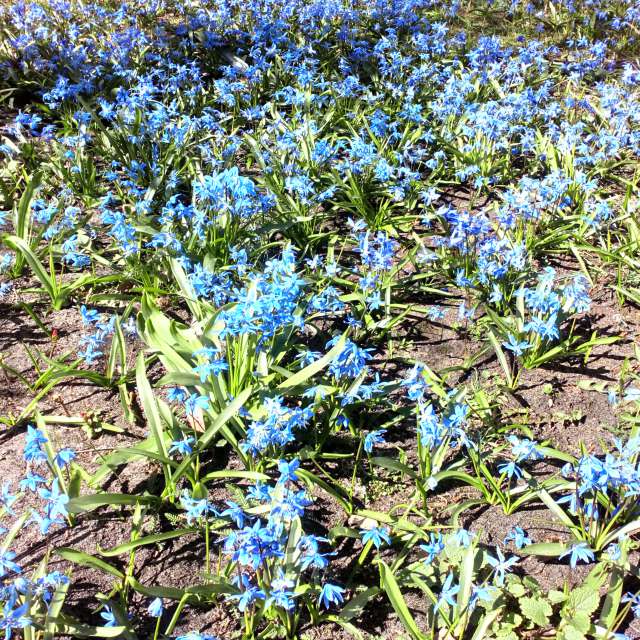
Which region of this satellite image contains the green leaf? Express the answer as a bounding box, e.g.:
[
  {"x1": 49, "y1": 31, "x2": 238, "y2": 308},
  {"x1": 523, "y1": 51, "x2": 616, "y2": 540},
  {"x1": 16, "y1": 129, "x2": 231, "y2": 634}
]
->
[
  {"x1": 135, "y1": 353, "x2": 171, "y2": 481},
  {"x1": 45, "y1": 617, "x2": 129, "y2": 638},
  {"x1": 56, "y1": 548, "x2": 124, "y2": 579},
  {"x1": 197, "y1": 385, "x2": 252, "y2": 450},
  {"x1": 487, "y1": 330, "x2": 514, "y2": 387},
  {"x1": 339, "y1": 587, "x2": 380, "y2": 622},
  {"x1": 520, "y1": 596, "x2": 552, "y2": 627},
  {"x1": 518, "y1": 542, "x2": 568, "y2": 557},
  {"x1": 324, "y1": 614, "x2": 365, "y2": 640},
  {"x1": 599, "y1": 541, "x2": 628, "y2": 629},
  {"x1": 67, "y1": 492, "x2": 159, "y2": 514},
  {"x1": 566, "y1": 613, "x2": 590, "y2": 636},
  {"x1": 379, "y1": 561, "x2": 424, "y2": 640},
  {"x1": 470, "y1": 607, "x2": 504, "y2": 640},
  {"x1": 14, "y1": 172, "x2": 41, "y2": 239},
  {"x1": 296, "y1": 468, "x2": 351, "y2": 512},
  {"x1": 200, "y1": 469, "x2": 268, "y2": 482},
  {"x1": 4, "y1": 235, "x2": 56, "y2": 300},
  {"x1": 456, "y1": 541, "x2": 476, "y2": 616},
  {"x1": 277, "y1": 332, "x2": 347, "y2": 390},
  {"x1": 1, "y1": 513, "x2": 29, "y2": 553},
  {"x1": 98, "y1": 529, "x2": 196, "y2": 557},
  {"x1": 43, "y1": 578, "x2": 70, "y2": 640},
  {"x1": 90, "y1": 437, "x2": 165, "y2": 486},
  {"x1": 371, "y1": 456, "x2": 417, "y2": 479},
  {"x1": 172, "y1": 386, "x2": 252, "y2": 481},
  {"x1": 566, "y1": 586, "x2": 600, "y2": 618},
  {"x1": 548, "y1": 590, "x2": 567, "y2": 604}
]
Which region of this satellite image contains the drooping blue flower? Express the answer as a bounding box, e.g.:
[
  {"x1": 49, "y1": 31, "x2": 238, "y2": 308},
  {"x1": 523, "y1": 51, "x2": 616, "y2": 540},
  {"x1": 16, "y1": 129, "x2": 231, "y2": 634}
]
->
[
  {"x1": 361, "y1": 526, "x2": 391, "y2": 549},
  {"x1": 318, "y1": 583, "x2": 345, "y2": 609},
  {"x1": 100, "y1": 606, "x2": 117, "y2": 627},
  {"x1": 559, "y1": 543, "x2": 595, "y2": 568},
  {"x1": 147, "y1": 598, "x2": 163, "y2": 618},
  {"x1": 364, "y1": 429, "x2": 386, "y2": 454}
]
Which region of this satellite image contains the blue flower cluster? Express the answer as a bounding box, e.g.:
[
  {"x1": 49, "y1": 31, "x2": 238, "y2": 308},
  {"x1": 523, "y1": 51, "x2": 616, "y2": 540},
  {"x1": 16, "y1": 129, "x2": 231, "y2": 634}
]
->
[{"x1": 220, "y1": 461, "x2": 343, "y2": 615}]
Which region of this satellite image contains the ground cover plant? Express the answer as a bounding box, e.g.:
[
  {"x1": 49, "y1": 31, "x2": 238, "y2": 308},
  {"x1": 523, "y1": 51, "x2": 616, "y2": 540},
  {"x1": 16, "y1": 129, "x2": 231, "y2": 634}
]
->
[{"x1": 1, "y1": 0, "x2": 640, "y2": 638}]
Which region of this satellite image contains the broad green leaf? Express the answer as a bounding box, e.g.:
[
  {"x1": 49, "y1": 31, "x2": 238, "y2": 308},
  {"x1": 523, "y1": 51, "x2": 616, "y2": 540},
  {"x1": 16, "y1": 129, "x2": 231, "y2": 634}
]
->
[
  {"x1": 520, "y1": 596, "x2": 552, "y2": 627},
  {"x1": 44, "y1": 579, "x2": 71, "y2": 640},
  {"x1": 518, "y1": 542, "x2": 568, "y2": 557},
  {"x1": 566, "y1": 586, "x2": 600, "y2": 618},
  {"x1": 173, "y1": 386, "x2": 252, "y2": 480},
  {"x1": 599, "y1": 542, "x2": 628, "y2": 629},
  {"x1": 56, "y1": 548, "x2": 124, "y2": 579},
  {"x1": 339, "y1": 587, "x2": 380, "y2": 621},
  {"x1": 67, "y1": 492, "x2": 159, "y2": 514},
  {"x1": 98, "y1": 528, "x2": 196, "y2": 556},
  {"x1": 487, "y1": 330, "x2": 514, "y2": 387},
  {"x1": 379, "y1": 561, "x2": 424, "y2": 640},
  {"x1": 371, "y1": 456, "x2": 417, "y2": 479},
  {"x1": 456, "y1": 541, "x2": 476, "y2": 616},
  {"x1": 277, "y1": 332, "x2": 347, "y2": 390},
  {"x1": 135, "y1": 353, "x2": 171, "y2": 483},
  {"x1": 46, "y1": 617, "x2": 129, "y2": 638}
]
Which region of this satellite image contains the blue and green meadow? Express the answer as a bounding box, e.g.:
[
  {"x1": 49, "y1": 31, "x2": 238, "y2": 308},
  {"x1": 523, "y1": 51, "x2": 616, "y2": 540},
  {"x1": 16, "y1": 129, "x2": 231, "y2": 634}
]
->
[{"x1": 1, "y1": 0, "x2": 640, "y2": 637}]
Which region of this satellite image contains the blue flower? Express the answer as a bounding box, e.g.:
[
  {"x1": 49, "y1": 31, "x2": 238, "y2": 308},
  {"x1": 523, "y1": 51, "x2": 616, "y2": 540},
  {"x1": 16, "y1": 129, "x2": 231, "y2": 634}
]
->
[
  {"x1": 180, "y1": 493, "x2": 213, "y2": 525},
  {"x1": 185, "y1": 393, "x2": 209, "y2": 416},
  {"x1": 328, "y1": 338, "x2": 372, "y2": 380},
  {"x1": 361, "y1": 526, "x2": 391, "y2": 549},
  {"x1": 504, "y1": 526, "x2": 531, "y2": 549},
  {"x1": 38, "y1": 480, "x2": 69, "y2": 520},
  {"x1": 622, "y1": 592, "x2": 640, "y2": 618},
  {"x1": 487, "y1": 548, "x2": 519, "y2": 585},
  {"x1": 167, "y1": 387, "x2": 187, "y2": 403},
  {"x1": 470, "y1": 584, "x2": 496, "y2": 610},
  {"x1": 421, "y1": 533, "x2": 445, "y2": 563},
  {"x1": 277, "y1": 459, "x2": 300, "y2": 484},
  {"x1": 297, "y1": 535, "x2": 331, "y2": 570},
  {"x1": 0, "y1": 482, "x2": 18, "y2": 515},
  {"x1": 364, "y1": 429, "x2": 386, "y2": 454},
  {"x1": 0, "y1": 599, "x2": 30, "y2": 639},
  {"x1": 606, "y1": 543, "x2": 622, "y2": 561},
  {"x1": 220, "y1": 501, "x2": 246, "y2": 528},
  {"x1": 80, "y1": 305, "x2": 100, "y2": 326},
  {"x1": 228, "y1": 578, "x2": 266, "y2": 613},
  {"x1": 434, "y1": 573, "x2": 459, "y2": 613},
  {"x1": 497, "y1": 461, "x2": 523, "y2": 479},
  {"x1": 454, "y1": 529, "x2": 473, "y2": 548},
  {"x1": 147, "y1": 597, "x2": 163, "y2": 617},
  {"x1": 266, "y1": 570, "x2": 296, "y2": 611},
  {"x1": 24, "y1": 425, "x2": 47, "y2": 463},
  {"x1": 0, "y1": 551, "x2": 22, "y2": 578},
  {"x1": 560, "y1": 543, "x2": 595, "y2": 568},
  {"x1": 502, "y1": 334, "x2": 530, "y2": 356},
  {"x1": 318, "y1": 583, "x2": 345, "y2": 609},
  {"x1": 54, "y1": 448, "x2": 76, "y2": 467},
  {"x1": 100, "y1": 606, "x2": 117, "y2": 627},
  {"x1": 169, "y1": 436, "x2": 194, "y2": 457},
  {"x1": 19, "y1": 472, "x2": 46, "y2": 493}
]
